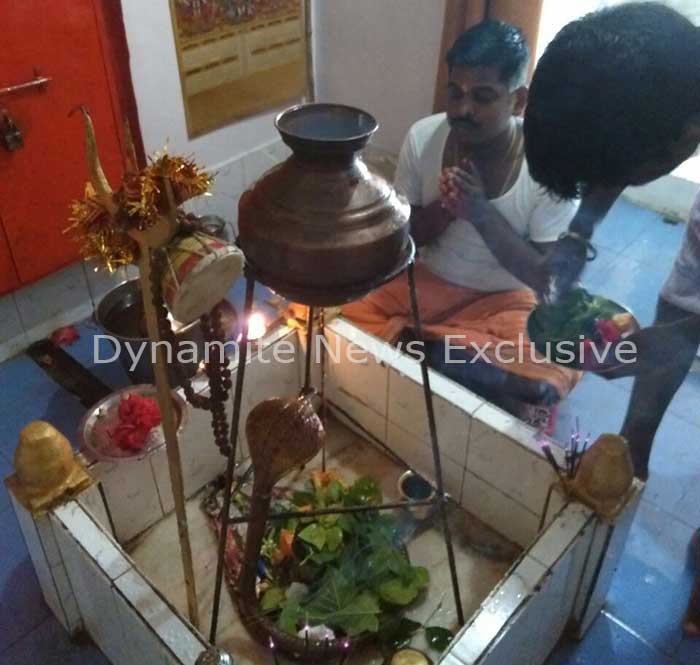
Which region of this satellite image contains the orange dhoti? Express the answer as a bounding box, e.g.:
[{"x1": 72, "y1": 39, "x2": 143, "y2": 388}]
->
[{"x1": 341, "y1": 262, "x2": 581, "y2": 400}]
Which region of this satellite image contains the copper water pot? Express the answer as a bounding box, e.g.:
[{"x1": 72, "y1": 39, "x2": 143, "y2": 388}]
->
[{"x1": 237, "y1": 103, "x2": 413, "y2": 306}]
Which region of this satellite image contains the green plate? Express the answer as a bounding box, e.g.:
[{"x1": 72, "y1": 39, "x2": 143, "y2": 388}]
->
[{"x1": 527, "y1": 288, "x2": 638, "y2": 370}]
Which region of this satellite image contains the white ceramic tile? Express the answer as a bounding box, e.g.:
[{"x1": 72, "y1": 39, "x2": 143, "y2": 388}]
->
[
  {"x1": 327, "y1": 400, "x2": 387, "y2": 447},
  {"x1": 325, "y1": 327, "x2": 389, "y2": 417},
  {"x1": 484, "y1": 515, "x2": 597, "y2": 664},
  {"x1": 482, "y1": 554, "x2": 572, "y2": 665},
  {"x1": 471, "y1": 402, "x2": 539, "y2": 452},
  {"x1": 574, "y1": 484, "x2": 643, "y2": 636},
  {"x1": 83, "y1": 261, "x2": 131, "y2": 309},
  {"x1": 76, "y1": 483, "x2": 113, "y2": 534},
  {"x1": 387, "y1": 367, "x2": 470, "y2": 467},
  {"x1": 97, "y1": 455, "x2": 165, "y2": 543},
  {"x1": 115, "y1": 569, "x2": 206, "y2": 663},
  {"x1": 14, "y1": 262, "x2": 93, "y2": 342},
  {"x1": 328, "y1": 317, "x2": 402, "y2": 368},
  {"x1": 242, "y1": 145, "x2": 279, "y2": 187},
  {"x1": 467, "y1": 423, "x2": 557, "y2": 516},
  {"x1": 529, "y1": 503, "x2": 593, "y2": 569},
  {"x1": 150, "y1": 399, "x2": 229, "y2": 515},
  {"x1": 441, "y1": 653, "x2": 469, "y2": 665},
  {"x1": 50, "y1": 561, "x2": 74, "y2": 609},
  {"x1": 51, "y1": 512, "x2": 131, "y2": 664},
  {"x1": 0, "y1": 292, "x2": 27, "y2": 361},
  {"x1": 451, "y1": 555, "x2": 547, "y2": 664},
  {"x1": 35, "y1": 513, "x2": 63, "y2": 567},
  {"x1": 113, "y1": 589, "x2": 176, "y2": 665},
  {"x1": 387, "y1": 422, "x2": 464, "y2": 502},
  {"x1": 9, "y1": 495, "x2": 69, "y2": 628},
  {"x1": 62, "y1": 592, "x2": 83, "y2": 633},
  {"x1": 52, "y1": 502, "x2": 132, "y2": 579},
  {"x1": 429, "y1": 369, "x2": 484, "y2": 417},
  {"x1": 461, "y1": 471, "x2": 540, "y2": 549}
]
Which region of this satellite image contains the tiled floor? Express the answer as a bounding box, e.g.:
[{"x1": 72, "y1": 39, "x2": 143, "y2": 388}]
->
[{"x1": 1, "y1": 199, "x2": 699, "y2": 664}]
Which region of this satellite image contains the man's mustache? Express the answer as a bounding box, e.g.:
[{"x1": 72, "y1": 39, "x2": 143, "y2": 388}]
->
[{"x1": 450, "y1": 117, "x2": 480, "y2": 129}]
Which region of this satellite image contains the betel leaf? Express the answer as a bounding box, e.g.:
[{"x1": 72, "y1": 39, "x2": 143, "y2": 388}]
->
[
  {"x1": 326, "y1": 479, "x2": 345, "y2": 504},
  {"x1": 278, "y1": 599, "x2": 302, "y2": 634},
  {"x1": 425, "y1": 626, "x2": 454, "y2": 652},
  {"x1": 261, "y1": 586, "x2": 286, "y2": 613},
  {"x1": 299, "y1": 523, "x2": 326, "y2": 551},
  {"x1": 325, "y1": 526, "x2": 344, "y2": 551},
  {"x1": 345, "y1": 477, "x2": 382, "y2": 506},
  {"x1": 378, "y1": 578, "x2": 420, "y2": 606},
  {"x1": 311, "y1": 549, "x2": 342, "y2": 565},
  {"x1": 405, "y1": 565, "x2": 429, "y2": 590},
  {"x1": 378, "y1": 565, "x2": 429, "y2": 606},
  {"x1": 339, "y1": 593, "x2": 381, "y2": 635},
  {"x1": 302, "y1": 570, "x2": 382, "y2": 635}
]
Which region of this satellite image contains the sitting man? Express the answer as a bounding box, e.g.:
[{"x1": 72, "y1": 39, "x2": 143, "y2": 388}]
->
[{"x1": 343, "y1": 20, "x2": 581, "y2": 423}]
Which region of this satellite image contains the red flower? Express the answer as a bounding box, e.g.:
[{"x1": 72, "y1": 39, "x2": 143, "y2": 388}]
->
[
  {"x1": 108, "y1": 395, "x2": 162, "y2": 451},
  {"x1": 50, "y1": 325, "x2": 80, "y2": 347},
  {"x1": 595, "y1": 319, "x2": 622, "y2": 344}
]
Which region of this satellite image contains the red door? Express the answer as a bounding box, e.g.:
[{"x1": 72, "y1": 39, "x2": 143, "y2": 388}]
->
[{"x1": 0, "y1": 0, "x2": 130, "y2": 292}]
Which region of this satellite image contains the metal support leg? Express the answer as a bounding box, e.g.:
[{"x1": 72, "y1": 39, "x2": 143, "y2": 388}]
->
[
  {"x1": 302, "y1": 306, "x2": 315, "y2": 394},
  {"x1": 319, "y1": 308, "x2": 327, "y2": 471},
  {"x1": 406, "y1": 261, "x2": 465, "y2": 626},
  {"x1": 210, "y1": 275, "x2": 256, "y2": 643}
]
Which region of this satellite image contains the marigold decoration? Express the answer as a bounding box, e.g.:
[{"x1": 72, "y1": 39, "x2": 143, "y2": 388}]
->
[{"x1": 65, "y1": 107, "x2": 213, "y2": 271}]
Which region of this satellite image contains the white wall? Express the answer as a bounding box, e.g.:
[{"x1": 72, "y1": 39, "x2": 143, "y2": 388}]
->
[{"x1": 312, "y1": 0, "x2": 446, "y2": 154}]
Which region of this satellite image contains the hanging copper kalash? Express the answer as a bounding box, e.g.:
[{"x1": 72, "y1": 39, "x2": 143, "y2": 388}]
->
[{"x1": 69, "y1": 103, "x2": 464, "y2": 661}]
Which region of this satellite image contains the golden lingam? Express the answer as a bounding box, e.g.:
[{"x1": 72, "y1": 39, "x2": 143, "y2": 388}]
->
[{"x1": 6, "y1": 421, "x2": 93, "y2": 515}]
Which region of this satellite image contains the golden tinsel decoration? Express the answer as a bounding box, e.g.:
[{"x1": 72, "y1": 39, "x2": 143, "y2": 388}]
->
[
  {"x1": 125, "y1": 154, "x2": 213, "y2": 228},
  {"x1": 65, "y1": 184, "x2": 139, "y2": 271},
  {"x1": 65, "y1": 106, "x2": 213, "y2": 271}
]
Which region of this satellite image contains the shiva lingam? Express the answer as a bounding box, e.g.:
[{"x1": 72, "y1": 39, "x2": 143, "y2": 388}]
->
[
  {"x1": 567, "y1": 434, "x2": 635, "y2": 520},
  {"x1": 208, "y1": 103, "x2": 466, "y2": 658},
  {"x1": 540, "y1": 432, "x2": 635, "y2": 524},
  {"x1": 5, "y1": 421, "x2": 93, "y2": 515}
]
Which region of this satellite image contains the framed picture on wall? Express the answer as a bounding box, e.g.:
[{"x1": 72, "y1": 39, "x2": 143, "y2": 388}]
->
[{"x1": 169, "y1": 0, "x2": 312, "y2": 138}]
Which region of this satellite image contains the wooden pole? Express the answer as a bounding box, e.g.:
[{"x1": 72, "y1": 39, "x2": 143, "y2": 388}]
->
[
  {"x1": 136, "y1": 246, "x2": 200, "y2": 629},
  {"x1": 130, "y1": 185, "x2": 200, "y2": 628}
]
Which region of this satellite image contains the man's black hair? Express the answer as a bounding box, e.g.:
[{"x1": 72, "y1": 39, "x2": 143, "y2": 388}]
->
[
  {"x1": 524, "y1": 2, "x2": 700, "y2": 200},
  {"x1": 447, "y1": 20, "x2": 530, "y2": 89}
]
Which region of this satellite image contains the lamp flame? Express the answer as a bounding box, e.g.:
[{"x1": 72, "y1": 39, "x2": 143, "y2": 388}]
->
[{"x1": 248, "y1": 312, "x2": 267, "y2": 341}]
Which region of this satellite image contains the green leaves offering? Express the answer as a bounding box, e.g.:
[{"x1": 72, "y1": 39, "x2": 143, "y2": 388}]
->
[
  {"x1": 261, "y1": 586, "x2": 286, "y2": 613},
  {"x1": 299, "y1": 523, "x2": 327, "y2": 551},
  {"x1": 378, "y1": 566, "x2": 429, "y2": 606},
  {"x1": 263, "y1": 474, "x2": 429, "y2": 640},
  {"x1": 299, "y1": 570, "x2": 381, "y2": 636},
  {"x1": 345, "y1": 477, "x2": 382, "y2": 506},
  {"x1": 425, "y1": 626, "x2": 454, "y2": 651}
]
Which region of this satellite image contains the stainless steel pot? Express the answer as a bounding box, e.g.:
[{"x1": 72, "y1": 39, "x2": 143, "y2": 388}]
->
[{"x1": 95, "y1": 278, "x2": 206, "y2": 387}]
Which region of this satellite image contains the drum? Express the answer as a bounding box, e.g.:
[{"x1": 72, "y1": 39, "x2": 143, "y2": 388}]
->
[{"x1": 162, "y1": 232, "x2": 244, "y2": 324}]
